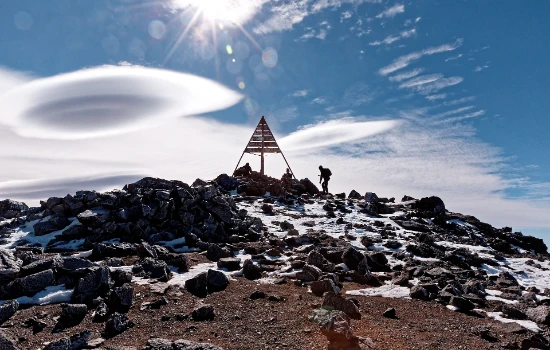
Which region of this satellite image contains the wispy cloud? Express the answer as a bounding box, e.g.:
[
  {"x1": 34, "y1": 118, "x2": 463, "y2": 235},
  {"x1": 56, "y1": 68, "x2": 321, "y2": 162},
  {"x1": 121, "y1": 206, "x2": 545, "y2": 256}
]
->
[
  {"x1": 442, "y1": 96, "x2": 476, "y2": 106},
  {"x1": 340, "y1": 10, "x2": 352, "y2": 22},
  {"x1": 433, "y1": 106, "x2": 475, "y2": 119},
  {"x1": 375, "y1": 4, "x2": 405, "y2": 18},
  {"x1": 292, "y1": 89, "x2": 310, "y2": 97},
  {"x1": 379, "y1": 39, "x2": 464, "y2": 75},
  {"x1": 474, "y1": 62, "x2": 490, "y2": 72},
  {"x1": 311, "y1": 97, "x2": 328, "y2": 105},
  {"x1": 254, "y1": 0, "x2": 310, "y2": 34},
  {"x1": 437, "y1": 110, "x2": 486, "y2": 124},
  {"x1": 445, "y1": 53, "x2": 463, "y2": 62},
  {"x1": 426, "y1": 93, "x2": 447, "y2": 101},
  {"x1": 369, "y1": 28, "x2": 416, "y2": 46},
  {"x1": 388, "y1": 68, "x2": 424, "y2": 82},
  {"x1": 413, "y1": 76, "x2": 464, "y2": 95},
  {"x1": 270, "y1": 106, "x2": 300, "y2": 123},
  {"x1": 399, "y1": 74, "x2": 443, "y2": 89}
]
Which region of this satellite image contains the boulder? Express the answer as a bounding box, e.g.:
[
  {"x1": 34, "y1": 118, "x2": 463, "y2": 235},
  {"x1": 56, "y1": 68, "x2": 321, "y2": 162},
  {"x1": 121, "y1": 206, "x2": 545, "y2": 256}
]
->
[
  {"x1": 44, "y1": 331, "x2": 92, "y2": 350},
  {"x1": 144, "y1": 338, "x2": 224, "y2": 350},
  {"x1": 33, "y1": 221, "x2": 59, "y2": 236},
  {"x1": 191, "y1": 305, "x2": 215, "y2": 321},
  {"x1": 297, "y1": 264, "x2": 322, "y2": 282},
  {"x1": 185, "y1": 272, "x2": 208, "y2": 298},
  {"x1": 383, "y1": 308, "x2": 396, "y2": 318},
  {"x1": 450, "y1": 296, "x2": 475, "y2": 312},
  {"x1": 322, "y1": 292, "x2": 361, "y2": 320},
  {"x1": 132, "y1": 258, "x2": 171, "y2": 280},
  {"x1": 501, "y1": 304, "x2": 527, "y2": 320},
  {"x1": 416, "y1": 196, "x2": 445, "y2": 216},
  {"x1": 73, "y1": 267, "x2": 113, "y2": 305},
  {"x1": 409, "y1": 285, "x2": 429, "y2": 300},
  {"x1": 311, "y1": 279, "x2": 340, "y2": 297},
  {"x1": 342, "y1": 247, "x2": 365, "y2": 270},
  {"x1": 1, "y1": 269, "x2": 56, "y2": 299},
  {"x1": 526, "y1": 306, "x2": 550, "y2": 325},
  {"x1": 242, "y1": 259, "x2": 262, "y2": 280},
  {"x1": 0, "y1": 300, "x2": 19, "y2": 325},
  {"x1": 104, "y1": 313, "x2": 133, "y2": 338},
  {"x1": 206, "y1": 269, "x2": 229, "y2": 292},
  {"x1": 216, "y1": 257, "x2": 241, "y2": 271},
  {"x1": 76, "y1": 209, "x2": 110, "y2": 228},
  {"x1": 206, "y1": 244, "x2": 233, "y2": 262},
  {"x1": 109, "y1": 283, "x2": 134, "y2": 313},
  {"x1": 0, "y1": 249, "x2": 22, "y2": 283}
]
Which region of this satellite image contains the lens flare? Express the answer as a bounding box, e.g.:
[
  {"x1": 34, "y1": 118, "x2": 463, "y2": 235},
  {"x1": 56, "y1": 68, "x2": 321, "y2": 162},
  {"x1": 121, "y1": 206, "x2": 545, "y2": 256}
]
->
[{"x1": 262, "y1": 47, "x2": 278, "y2": 68}]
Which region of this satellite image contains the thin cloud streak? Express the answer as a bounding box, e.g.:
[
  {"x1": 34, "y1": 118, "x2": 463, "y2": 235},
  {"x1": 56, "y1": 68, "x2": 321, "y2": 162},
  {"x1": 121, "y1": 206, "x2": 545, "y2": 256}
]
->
[
  {"x1": 379, "y1": 39, "x2": 464, "y2": 75},
  {"x1": 375, "y1": 4, "x2": 405, "y2": 18},
  {"x1": 388, "y1": 68, "x2": 424, "y2": 82}
]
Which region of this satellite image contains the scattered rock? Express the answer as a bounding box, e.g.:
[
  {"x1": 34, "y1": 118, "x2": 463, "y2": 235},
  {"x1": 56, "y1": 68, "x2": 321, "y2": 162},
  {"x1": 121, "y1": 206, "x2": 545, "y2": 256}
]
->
[
  {"x1": 322, "y1": 292, "x2": 361, "y2": 320},
  {"x1": 191, "y1": 305, "x2": 215, "y2": 321},
  {"x1": 383, "y1": 308, "x2": 396, "y2": 318},
  {"x1": 0, "y1": 300, "x2": 19, "y2": 326},
  {"x1": 526, "y1": 306, "x2": 550, "y2": 325},
  {"x1": 104, "y1": 313, "x2": 133, "y2": 338}
]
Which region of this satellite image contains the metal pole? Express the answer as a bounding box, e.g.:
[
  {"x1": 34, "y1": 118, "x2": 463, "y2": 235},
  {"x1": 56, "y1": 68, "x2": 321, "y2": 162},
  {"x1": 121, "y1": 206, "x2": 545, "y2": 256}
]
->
[
  {"x1": 260, "y1": 117, "x2": 265, "y2": 175},
  {"x1": 280, "y1": 148, "x2": 297, "y2": 179}
]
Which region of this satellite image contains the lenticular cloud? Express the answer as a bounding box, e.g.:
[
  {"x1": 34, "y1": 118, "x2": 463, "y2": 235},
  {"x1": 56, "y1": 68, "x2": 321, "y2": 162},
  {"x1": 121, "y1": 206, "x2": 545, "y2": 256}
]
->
[
  {"x1": 279, "y1": 119, "x2": 399, "y2": 152},
  {"x1": 0, "y1": 65, "x2": 243, "y2": 139}
]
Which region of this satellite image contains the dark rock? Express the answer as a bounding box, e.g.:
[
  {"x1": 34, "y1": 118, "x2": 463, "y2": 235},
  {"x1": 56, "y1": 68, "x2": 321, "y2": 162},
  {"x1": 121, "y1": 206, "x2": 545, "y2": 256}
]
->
[
  {"x1": 0, "y1": 249, "x2": 22, "y2": 283},
  {"x1": 348, "y1": 190, "x2": 362, "y2": 199},
  {"x1": 206, "y1": 244, "x2": 233, "y2": 262},
  {"x1": 191, "y1": 305, "x2": 215, "y2": 321},
  {"x1": 104, "y1": 312, "x2": 133, "y2": 338},
  {"x1": 0, "y1": 300, "x2": 19, "y2": 325},
  {"x1": 450, "y1": 296, "x2": 475, "y2": 312},
  {"x1": 77, "y1": 209, "x2": 110, "y2": 228},
  {"x1": 93, "y1": 302, "x2": 109, "y2": 322},
  {"x1": 112, "y1": 270, "x2": 133, "y2": 286},
  {"x1": 416, "y1": 196, "x2": 445, "y2": 216},
  {"x1": 501, "y1": 304, "x2": 527, "y2": 320},
  {"x1": 526, "y1": 306, "x2": 550, "y2": 325},
  {"x1": 206, "y1": 269, "x2": 229, "y2": 292},
  {"x1": 73, "y1": 267, "x2": 113, "y2": 305},
  {"x1": 250, "y1": 291, "x2": 266, "y2": 300},
  {"x1": 242, "y1": 259, "x2": 262, "y2": 280},
  {"x1": 1, "y1": 269, "x2": 56, "y2": 299},
  {"x1": 132, "y1": 258, "x2": 171, "y2": 280},
  {"x1": 322, "y1": 292, "x2": 361, "y2": 320},
  {"x1": 109, "y1": 284, "x2": 134, "y2": 313},
  {"x1": 342, "y1": 247, "x2": 365, "y2": 270},
  {"x1": 410, "y1": 285, "x2": 429, "y2": 300},
  {"x1": 216, "y1": 258, "x2": 241, "y2": 271},
  {"x1": 140, "y1": 297, "x2": 168, "y2": 311},
  {"x1": 297, "y1": 264, "x2": 322, "y2": 282},
  {"x1": 91, "y1": 243, "x2": 137, "y2": 260},
  {"x1": 311, "y1": 279, "x2": 340, "y2": 297},
  {"x1": 33, "y1": 220, "x2": 59, "y2": 236},
  {"x1": 144, "y1": 338, "x2": 224, "y2": 350},
  {"x1": 60, "y1": 303, "x2": 88, "y2": 324},
  {"x1": 185, "y1": 272, "x2": 208, "y2": 298},
  {"x1": 383, "y1": 308, "x2": 396, "y2": 318},
  {"x1": 496, "y1": 272, "x2": 519, "y2": 288}
]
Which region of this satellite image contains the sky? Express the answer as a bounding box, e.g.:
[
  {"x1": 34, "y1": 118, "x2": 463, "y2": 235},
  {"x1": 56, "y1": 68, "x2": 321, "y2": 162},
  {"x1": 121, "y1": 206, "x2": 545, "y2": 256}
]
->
[{"x1": 0, "y1": 0, "x2": 549, "y2": 242}]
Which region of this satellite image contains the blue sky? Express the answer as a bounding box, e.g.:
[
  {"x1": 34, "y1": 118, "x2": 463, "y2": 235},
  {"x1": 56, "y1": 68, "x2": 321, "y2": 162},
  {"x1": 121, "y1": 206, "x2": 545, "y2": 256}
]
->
[{"x1": 0, "y1": 0, "x2": 549, "y2": 241}]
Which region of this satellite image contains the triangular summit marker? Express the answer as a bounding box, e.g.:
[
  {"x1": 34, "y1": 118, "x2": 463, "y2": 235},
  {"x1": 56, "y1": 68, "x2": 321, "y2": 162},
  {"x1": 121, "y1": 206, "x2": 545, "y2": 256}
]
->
[{"x1": 233, "y1": 116, "x2": 295, "y2": 177}]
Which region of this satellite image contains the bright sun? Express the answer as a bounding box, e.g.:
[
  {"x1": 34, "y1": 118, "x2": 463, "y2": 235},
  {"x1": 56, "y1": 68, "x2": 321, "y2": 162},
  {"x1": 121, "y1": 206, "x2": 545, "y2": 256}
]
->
[{"x1": 173, "y1": 0, "x2": 259, "y2": 25}]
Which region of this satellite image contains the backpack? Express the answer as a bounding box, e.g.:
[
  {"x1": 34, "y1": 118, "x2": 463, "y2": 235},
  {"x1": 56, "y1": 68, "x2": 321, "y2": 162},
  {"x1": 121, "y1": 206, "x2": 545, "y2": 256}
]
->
[{"x1": 325, "y1": 168, "x2": 332, "y2": 177}]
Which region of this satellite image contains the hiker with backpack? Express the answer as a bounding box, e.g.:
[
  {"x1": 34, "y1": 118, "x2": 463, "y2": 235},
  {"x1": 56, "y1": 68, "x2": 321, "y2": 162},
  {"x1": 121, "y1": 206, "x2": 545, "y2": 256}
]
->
[{"x1": 318, "y1": 165, "x2": 331, "y2": 194}]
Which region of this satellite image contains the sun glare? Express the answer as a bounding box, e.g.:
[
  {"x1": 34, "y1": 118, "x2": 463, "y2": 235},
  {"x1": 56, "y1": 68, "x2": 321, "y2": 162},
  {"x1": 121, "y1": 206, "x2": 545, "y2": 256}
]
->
[{"x1": 173, "y1": 0, "x2": 259, "y2": 25}]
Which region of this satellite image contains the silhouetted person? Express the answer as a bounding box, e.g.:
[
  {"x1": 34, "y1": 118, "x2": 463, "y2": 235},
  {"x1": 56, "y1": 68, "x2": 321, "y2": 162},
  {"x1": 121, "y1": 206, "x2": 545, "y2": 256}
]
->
[
  {"x1": 242, "y1": 162, "x2": 252, "y2": 176},
  {"x1": 319, "y1": 165, "x2": 331, "y2": 194},
  {"x1": 281, "y1": 168, "x2": 292, "y2": 182}
]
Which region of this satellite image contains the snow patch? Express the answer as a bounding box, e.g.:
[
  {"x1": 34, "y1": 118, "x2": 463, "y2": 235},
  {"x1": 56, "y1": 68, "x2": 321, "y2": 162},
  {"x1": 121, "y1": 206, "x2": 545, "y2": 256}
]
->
[
  {"x1": 0, "y1": 285, "x2": 73, "y2": 306},
  {"x1": 346, "y1": 284, "x2": 411, "y2": 299}
]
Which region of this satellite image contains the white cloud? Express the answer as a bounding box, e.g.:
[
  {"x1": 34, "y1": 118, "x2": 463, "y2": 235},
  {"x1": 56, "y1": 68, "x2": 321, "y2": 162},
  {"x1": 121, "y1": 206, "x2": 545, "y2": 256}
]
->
[
  {"x1": 415, "y1": 17, "x2": 421, "y2": 23},
  {"x1": 312, "y1": 0, "x2": 382, "y2": 13},
  {"x1": 311, "y1": 97, "x2": 328, "y2": 105},
  {"x1": 388, "y1": 68, "x2": 424, "y2": 82},
  {"x1": 375, "y1": 4, "x2": 405, "y2": 18},
  {"x1": 426, "y1": 93, "x2": 447, "y2": 101},
  {"x1": 398, "y1": 74, "x2": 443, "y2": 89},
  {"x1": 413, "y1": 76, "x2": 463, "y2": 95},
  {"x1": 369, "y1": 28, "x2": 416, "y2": 46},
  {"x1": 379, "y1": 39, "x2": 464, "y2": 76},
  {"x1": 253, "y1": 0, "x2": 310, "y2": 34},
  {"x1": 270, "y1": 106, "x2": 300, "y2": 123},
  {"x1": 292, "y1": 89, "x2": 310, "y2": 97},
  {"x1": 474, "y1": 62, "x2": 490, "y2": 72},
  {"x1": 437, "y1": 110, "x2": 486, "y2": 124},
  {"x1": 0, "y1": 66, "x2": 33, "y2": 96},
  {"x1": 445, "y1": 53, "x2": 463, "y2": 62},
  {"x1": 0, "y1": 65, "x2": 243, "y2": 140},
  {"x1": 433, "y1": 106, "x2": 475, "y2": 119},
  {"x1": 340, "y1": 11, "x2": 353, "y2": 22}
]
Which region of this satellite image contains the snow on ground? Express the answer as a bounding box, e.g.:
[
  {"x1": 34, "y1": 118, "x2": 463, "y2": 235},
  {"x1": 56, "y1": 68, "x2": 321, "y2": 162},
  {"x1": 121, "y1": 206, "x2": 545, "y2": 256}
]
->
[
  {"x1": 482, "y1": 258, "x2": 550, "y2": 291},
  {"x1": 0, "y1": 217, "x2": 81, "y2": 250},
  {"x1": 0, "y1": 285, "x2": 73, "y2": 306},
  {"x1": 159, "y1": 237, "x2": 200, "y2": 253},
  {"x1": 485, "y1": 289, "x2": 519, "y2": 304},
  {"x1": 434, "y1": 241, "x2": 494, "y2": 254},
  {"x1": 476, "y1": 310, "x2": 542, "y2": 333},
  {"x1": 346, "y1": 284, "x2": 411, "y2": 299}
]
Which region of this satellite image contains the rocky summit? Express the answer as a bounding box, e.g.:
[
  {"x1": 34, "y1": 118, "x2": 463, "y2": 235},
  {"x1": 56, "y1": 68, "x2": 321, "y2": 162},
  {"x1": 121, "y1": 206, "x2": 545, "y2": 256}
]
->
[{"x1": 0, "y1": 173, "x2": 549, "y2": 349}]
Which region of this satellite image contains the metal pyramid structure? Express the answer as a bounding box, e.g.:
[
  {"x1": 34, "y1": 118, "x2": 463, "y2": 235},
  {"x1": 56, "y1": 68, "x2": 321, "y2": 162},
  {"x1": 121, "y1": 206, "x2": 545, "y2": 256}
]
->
[{"x1": 234, "y1": 116, "x2": 295, "y2": 177}]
